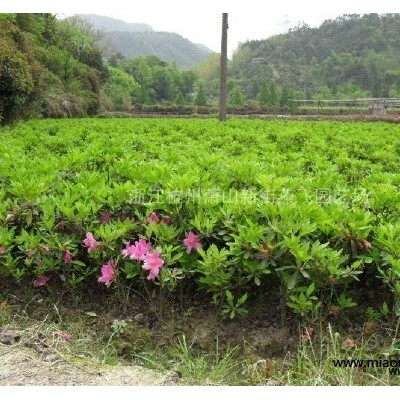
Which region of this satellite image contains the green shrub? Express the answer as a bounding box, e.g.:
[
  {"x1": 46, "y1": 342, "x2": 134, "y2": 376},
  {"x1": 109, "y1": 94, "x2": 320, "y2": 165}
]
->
[{"x1": 0, "y1": 118, "x2": 398, "y2": 320}]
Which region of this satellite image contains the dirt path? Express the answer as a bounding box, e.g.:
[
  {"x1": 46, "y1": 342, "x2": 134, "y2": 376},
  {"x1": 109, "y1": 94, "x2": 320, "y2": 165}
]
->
[{"x1": 0, "y1": 341, "x2": 179, "y2": 386}]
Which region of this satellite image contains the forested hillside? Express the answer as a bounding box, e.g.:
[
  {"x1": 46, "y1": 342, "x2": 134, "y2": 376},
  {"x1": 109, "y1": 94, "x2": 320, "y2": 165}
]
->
[
  {"x1": 79, "y1": 14, "x2": 213, "y2": 69},
  {"x1": 228, "y1": 14, "x2": 400, "y2": 101},
  {"x1": 0, "y1": 13, "x2": 106, "y2": 123},
  {"x1": 0, "y1": 13, "x2": 201, "y2": 123}
]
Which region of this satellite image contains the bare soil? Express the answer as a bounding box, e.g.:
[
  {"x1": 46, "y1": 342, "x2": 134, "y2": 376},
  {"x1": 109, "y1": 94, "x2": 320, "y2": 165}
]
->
[{"x1": 0, "y1": 330, "x2": 179, "y2": 386}]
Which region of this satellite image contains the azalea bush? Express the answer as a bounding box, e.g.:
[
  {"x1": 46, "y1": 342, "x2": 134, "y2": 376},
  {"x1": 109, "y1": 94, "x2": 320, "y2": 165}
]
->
[{"x1": 0, "y1": 118, "x2": 400, "y2": 319}]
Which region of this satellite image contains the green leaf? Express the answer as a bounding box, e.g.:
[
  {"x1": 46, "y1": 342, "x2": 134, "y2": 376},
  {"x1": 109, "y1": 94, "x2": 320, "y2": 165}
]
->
[
  {"x1": 86, "y1": 311, "x2": 97, "y2": 317},
  {"x1": 26, "y1": 210, "x2": 33, "y2": 226},
  {"x1": 306, "y1": 282, "x2": 315, "y2": 297},
  {"x1": 238, "y1": 293, "x2": 248, "y2": 306},
  {"x1": 394, "y1": 299, "x2": 400, "y2": 317},
  {"x1": 275, "y1": 265, "x2": 295, "y2": 272},
  {"x1": 225, "y1": 290, "x2": 233, "y2": 303},
  {"x1": 72, "y1": 260, "x2": 86, "y2": 267},
  {"x1": 288, "y1": 272, "x2": 298, "y2": 290}
]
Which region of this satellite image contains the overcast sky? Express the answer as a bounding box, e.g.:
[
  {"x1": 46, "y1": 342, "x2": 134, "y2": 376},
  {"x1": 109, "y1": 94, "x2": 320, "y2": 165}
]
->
[{"x1": 2, "y1": 0, "x2": 400, "y2": 55}]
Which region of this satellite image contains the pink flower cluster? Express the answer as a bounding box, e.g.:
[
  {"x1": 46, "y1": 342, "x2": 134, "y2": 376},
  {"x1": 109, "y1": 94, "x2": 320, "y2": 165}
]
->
[
  {"x1": 64, "y1": 250, "x2": 72, "y2": 264},
  {"x1": 98, "y1": 259, "x2": 116, "y2": 287},
  {"x1": 142, "y1": 251, "x2": 164, "y2": 280},
  {"x1": 122, "y1": 239, "x2": 151, "y2": 260},
  {"x1": 183, "y1": 231, "x2": 202, "y2": 254},
  {"x1": 122, "y1": 239, "x2": 164, "y2": 281},
  {"x1": 33, "y1": 275, "x2": 50, "y2": 287},
  {"x1": 83, "y1": 232, "x2": 99, "y2": 253},
  {"x1": 32, "y1": 226, "x2": 203, "y2": 290},
  {"x1": 147, "y1": 211, "x2": 172, "y2": 225},
  {"x1": 147, "y1": 212, "x2": 160, "y2": 223},
  {"x1": 100, "y1": 211, "x2": 112, "y2": 225}
]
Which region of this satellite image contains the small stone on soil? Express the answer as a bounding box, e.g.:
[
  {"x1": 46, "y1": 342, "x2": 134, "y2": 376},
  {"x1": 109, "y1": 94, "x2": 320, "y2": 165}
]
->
[
  {"x1": 0, "y1": 328, "x2": 21, "y2": 345},
  {"x1": 134, "y1": 313, "x2": 145, "y2": 323}
]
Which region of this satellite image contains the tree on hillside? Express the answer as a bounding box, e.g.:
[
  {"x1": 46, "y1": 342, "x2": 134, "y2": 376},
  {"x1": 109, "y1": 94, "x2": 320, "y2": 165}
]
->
[
  {"x1": 258, "y1": 82, "x2": 268, "y2": 107},
  {"x1": 15, "y1": 13, "x2": 46, "y2": 40},
  {"x1": 268, "y1": 83, "x2": 278, "y2": 105},
  {"x1": 120, "y1": 57, "x2": 154, "y2": 104},
  {"x1": 105, "y1": 66, "x2": 140, "y2": 111},
  {"x1": 258, "y1": 81, "x2": 278, "y2": 109},
  {"x1": 194, "y1": 84, "x2": 207, "y2": 106},
  {"x1": 118, "y1": 55, "x2": 195, "y2": 105},
  {"x1": 193, "y1": 53, "x2": 220, "y2": 81},
  {"x1": 56, "y1": 20, "x2": 98, "y2": 80},
  {"x1": 175, "y1": 92, "x2": 185, "y2": 105},
  {"x1": 179, "y1": 70, "x2": 197, "y2": 102},
  {"x1": 279, "y1": 86, "x2": 294, "y2": 111},
  {"x1": 152, "y1": 66, "x2": 176, "y2": 102},
  {"x1": 0, "y1": 20, "x2": 34, "y2": 123},
  {"x1": 229, "y1": 85, "x2": 245, "y2": 106}
]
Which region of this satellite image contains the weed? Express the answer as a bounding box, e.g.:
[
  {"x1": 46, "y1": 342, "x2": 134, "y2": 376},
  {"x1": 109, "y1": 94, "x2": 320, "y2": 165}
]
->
[
  {"x1": 171, "y1": 335, "x2": 241, "y2": 384},
  {"x1": 276, "y1": 324, "x2": 400, "y2": 385}
]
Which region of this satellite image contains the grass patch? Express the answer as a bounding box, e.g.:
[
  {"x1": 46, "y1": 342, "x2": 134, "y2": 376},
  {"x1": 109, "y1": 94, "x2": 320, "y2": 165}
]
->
[
  {"x1": 273, "y1": 324, "x2": 400, "y2": 386},
  {"x1": 1, "y1": 290, "x2": 400, "y2": 386},
  {"x1": 169, "y1": 335, "x2": 241, "y2": 385}
]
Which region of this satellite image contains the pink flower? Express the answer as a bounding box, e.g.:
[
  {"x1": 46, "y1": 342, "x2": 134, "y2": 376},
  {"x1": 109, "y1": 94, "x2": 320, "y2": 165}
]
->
[
  {"x1": 100, "y1": 211, "x2": 111, "y2": 224},
  {"x1": 98, "y1": 259, "x2": 116, "y2": 287},
  {"x1": 161, "y1": 216, "x2": 172, "y2": 224},
  {"x1": 122, "y1": 239, "x2": 152, "y2": 261},
  {"x1": 64, "y1": 250, "x2": 72, "y2": 264},
  {"x1": 147, "y1": 212, "x2": 160, "y2": 224},
  {"x1": 63, "y1": 334, "x2": 73, "y2": 342},
  {"x1": 142, "y1": 251, "x2": 164, "y2": 280},
  {"x1": 43, "y1": 246, "x2": 51, "y2": 253},
  {"x1": 33, "y1": 275, "x2": 50, "y2": 287},
  {"x1": 183, "y1": 231, "x2": 203, "y2": 254},
  {"x1": 83, "y1": 232, "x2": 99, "y2": 253},
  {"x1": 121, "y1": 241, "x2": 133, "y2": 258},
  {"x1": 0, "y1": 246, "x2": 4, "y2": 254}
]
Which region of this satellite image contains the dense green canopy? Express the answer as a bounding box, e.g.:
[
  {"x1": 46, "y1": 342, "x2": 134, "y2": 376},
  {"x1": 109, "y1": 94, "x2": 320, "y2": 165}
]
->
[{"x1": 228, "y1": 14, "x2": 400, "y2": 101}]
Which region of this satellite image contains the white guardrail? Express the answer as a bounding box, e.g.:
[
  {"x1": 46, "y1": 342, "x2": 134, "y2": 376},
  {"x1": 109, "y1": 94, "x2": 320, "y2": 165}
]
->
[{"x1": 292, "y1": 98, "x2": 400, "y2": 106}]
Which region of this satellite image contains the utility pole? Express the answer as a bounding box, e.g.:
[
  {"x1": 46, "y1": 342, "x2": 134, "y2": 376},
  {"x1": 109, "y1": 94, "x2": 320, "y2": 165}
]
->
[{"x1": 219, "y1": 13, "x2": 228, "y2": 121}]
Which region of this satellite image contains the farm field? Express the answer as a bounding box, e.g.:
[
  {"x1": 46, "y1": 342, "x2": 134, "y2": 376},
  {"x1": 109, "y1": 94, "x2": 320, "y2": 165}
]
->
[
  {"x1": 1, "y1": 118, "x2": 400, "y2": 385},
  {"x1": 1, "y1": 118, "x2": 400, "y2": 308}
]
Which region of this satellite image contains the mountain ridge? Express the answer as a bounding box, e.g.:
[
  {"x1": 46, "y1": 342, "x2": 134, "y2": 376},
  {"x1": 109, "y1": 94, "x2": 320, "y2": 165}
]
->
[
  {"x1": 80, "y1": 14, "x2": 213, "y2": 69},
  {"x1": 80, "y1": 14, "x2": 153, "y2": 33}
]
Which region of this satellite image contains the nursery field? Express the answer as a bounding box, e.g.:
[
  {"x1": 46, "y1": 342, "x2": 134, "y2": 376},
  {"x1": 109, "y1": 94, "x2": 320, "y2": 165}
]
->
[{"x1": 1, "y1": 118, "x2": 400, "y2": 322}]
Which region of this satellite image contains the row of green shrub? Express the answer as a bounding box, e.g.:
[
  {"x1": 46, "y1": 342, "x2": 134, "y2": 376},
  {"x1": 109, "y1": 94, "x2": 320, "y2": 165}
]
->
[{"x1": 1, "y1": 119, "x2": 400, "y2": 320}]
